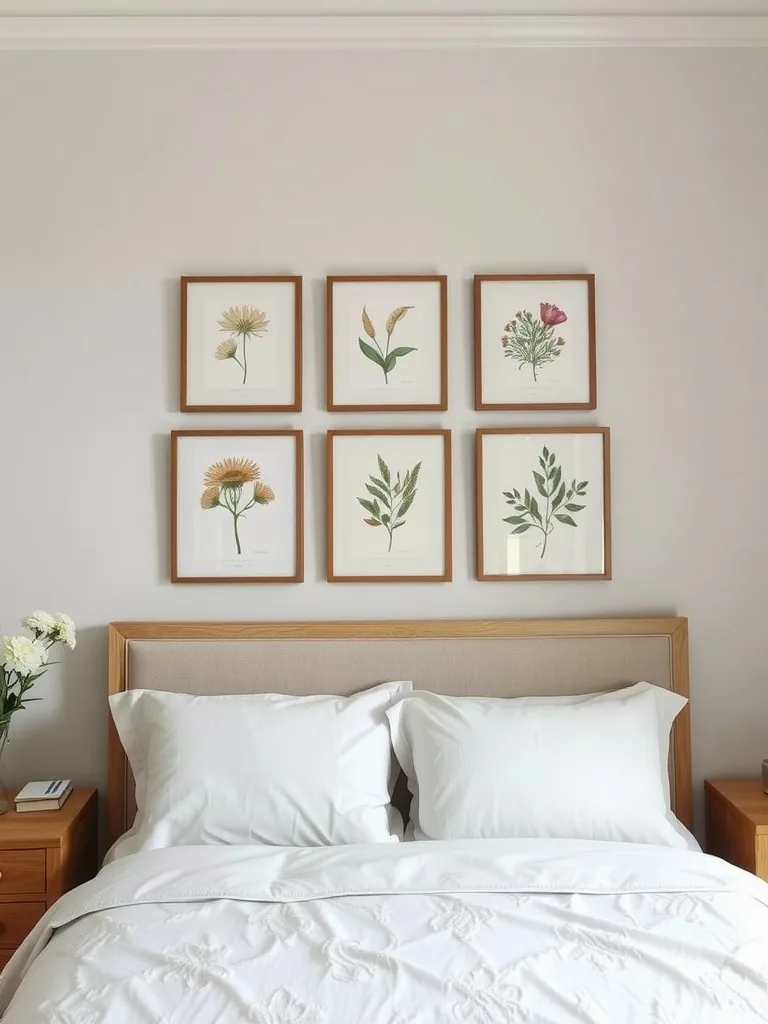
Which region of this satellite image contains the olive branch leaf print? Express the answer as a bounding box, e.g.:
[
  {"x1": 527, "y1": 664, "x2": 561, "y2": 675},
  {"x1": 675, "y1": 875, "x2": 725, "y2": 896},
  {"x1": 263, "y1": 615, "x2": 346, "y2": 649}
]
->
[
  {"x1": 357, "y1": 454, "x2": 421, "y2": 553},
  {"x1": 358, "y1": 305, "x2": 416, "y2": 383},
  {"x1": 501, "y1": 302, "x2": 567, "y2": 382},
  {"x1": 502, "y1": 446, "x2": 588, "y2": 558}
]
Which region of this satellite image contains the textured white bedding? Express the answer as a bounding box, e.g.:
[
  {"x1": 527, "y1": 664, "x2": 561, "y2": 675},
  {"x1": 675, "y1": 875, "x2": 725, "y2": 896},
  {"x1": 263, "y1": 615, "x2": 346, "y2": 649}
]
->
[{"x1": 2, "y1": 839, "x2": 768, "y2": 1023}]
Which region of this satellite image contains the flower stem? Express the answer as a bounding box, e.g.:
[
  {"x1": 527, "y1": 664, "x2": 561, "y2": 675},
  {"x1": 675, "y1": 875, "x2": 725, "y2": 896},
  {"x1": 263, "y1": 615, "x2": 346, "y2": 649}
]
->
[
  {"x1": 241, "y1": 335, "x2": 248, "y2": 385},
  {"x1": 531, "y1": 323, "x2": 541, "y2": 381},
  {"x1": 541, "y1": 487, "x2": 551, "y2": 558},
  {"x1": 383, "y1": 331, "x2": 392, "y2": 384},
  {"x1": 223, "y1": 487, "x2": 244, "y2": 555}
]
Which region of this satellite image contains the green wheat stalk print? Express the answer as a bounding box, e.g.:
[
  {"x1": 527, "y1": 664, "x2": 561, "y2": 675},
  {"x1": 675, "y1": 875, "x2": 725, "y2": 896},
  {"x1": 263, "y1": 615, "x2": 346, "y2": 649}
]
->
[
  {"x1": 357, "y1": 455, "x2": 421, "y2": 553},
  {"x1": 358, "y1": 306, "x2": 417, "y2": 383},
  {"x1": 502, "y1": 445, "x2": 588, "y2": 558}
]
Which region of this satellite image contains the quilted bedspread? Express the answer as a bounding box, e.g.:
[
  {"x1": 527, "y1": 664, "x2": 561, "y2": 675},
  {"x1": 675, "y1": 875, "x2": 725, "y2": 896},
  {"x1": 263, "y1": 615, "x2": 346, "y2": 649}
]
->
[{"x1": 1, "y1": 838, "x2": 768, "y2": 1023}]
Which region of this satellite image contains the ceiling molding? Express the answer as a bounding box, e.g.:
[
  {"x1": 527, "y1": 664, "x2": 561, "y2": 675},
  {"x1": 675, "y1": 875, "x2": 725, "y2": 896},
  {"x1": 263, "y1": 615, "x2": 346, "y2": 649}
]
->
[{"x1": 1, "y1": 14, "x2": 767, "y2": 51}]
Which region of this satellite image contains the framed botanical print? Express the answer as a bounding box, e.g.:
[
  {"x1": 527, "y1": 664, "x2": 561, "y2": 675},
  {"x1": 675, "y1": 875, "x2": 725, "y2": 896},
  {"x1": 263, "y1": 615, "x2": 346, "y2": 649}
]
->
[
  {"x1": 171, "y1": 430, "x2": 303, "y2": 583},
  {"x1": 327, "y1": 429, "x2": 452, "y2": 582},
  {"x1": 327, "y1": 275, "x2": 447, "y2": 411},
  {"x1": 476, "y1": 426, "x2": 610, "y2": 581},
  {"x1": 180, "y1": 276, "x2": 302, "y2": 412},
  {"x1": 474, "y1": 274, "x2": 596, "y2": 410}
]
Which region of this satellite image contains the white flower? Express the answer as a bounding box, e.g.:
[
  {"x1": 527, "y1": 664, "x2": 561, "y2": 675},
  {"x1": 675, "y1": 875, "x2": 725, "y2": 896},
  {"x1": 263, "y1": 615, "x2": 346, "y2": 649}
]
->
[
  {"x1": 53, "y1": 613, "x2": 76, "y2": 650},
  {"x1": 1, "y1": 636, "x2": 49, "y2": 674},
  {"x1": 21, "y1": 610, "x2": 57, "y2": 636}
]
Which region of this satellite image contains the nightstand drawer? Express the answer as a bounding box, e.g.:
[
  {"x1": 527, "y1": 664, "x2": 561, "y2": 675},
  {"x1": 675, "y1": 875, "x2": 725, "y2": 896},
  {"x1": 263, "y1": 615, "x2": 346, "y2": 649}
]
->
[
  {"x1": 0, "y1": 850, "x2": 46, "y2": 895},
  {"x1": 0, "y1": 902, "x2": 45, "y2": 947}
]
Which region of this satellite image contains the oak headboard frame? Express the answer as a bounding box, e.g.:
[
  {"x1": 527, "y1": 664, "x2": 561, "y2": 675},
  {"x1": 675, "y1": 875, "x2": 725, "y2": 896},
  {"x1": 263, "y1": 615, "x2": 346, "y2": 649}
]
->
[{"x1": 107, "y1": 617, "x2": 691, "y2": 847}]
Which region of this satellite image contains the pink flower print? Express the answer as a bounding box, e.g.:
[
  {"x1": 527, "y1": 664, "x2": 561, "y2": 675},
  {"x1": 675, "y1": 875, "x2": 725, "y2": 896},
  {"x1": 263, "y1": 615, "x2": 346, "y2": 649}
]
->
[{"x1": 540, "y1": 303, "x2": 567, "y2": 327}]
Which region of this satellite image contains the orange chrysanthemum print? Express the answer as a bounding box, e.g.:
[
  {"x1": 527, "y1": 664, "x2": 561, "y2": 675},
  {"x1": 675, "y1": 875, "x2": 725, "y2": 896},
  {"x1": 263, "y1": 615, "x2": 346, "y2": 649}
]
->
[
  {"x1": 203, "y1": 457, "x2": 260, "y2": 489},
  {"x1": 200, "y1": 456, "x2": 274, "y2": 557},
  {"x1": 199, "y1": 485, "x2": 221, "y2": 509},
  {"x1": 252, "y1": 481, "x2": 275, "y2": 505}
]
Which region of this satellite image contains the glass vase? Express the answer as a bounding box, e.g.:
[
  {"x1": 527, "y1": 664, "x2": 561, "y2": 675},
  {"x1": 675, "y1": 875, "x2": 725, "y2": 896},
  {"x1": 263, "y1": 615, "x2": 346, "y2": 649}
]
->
[{"x1": 0, "y1": 730, "x2": 9, "y2": 814}]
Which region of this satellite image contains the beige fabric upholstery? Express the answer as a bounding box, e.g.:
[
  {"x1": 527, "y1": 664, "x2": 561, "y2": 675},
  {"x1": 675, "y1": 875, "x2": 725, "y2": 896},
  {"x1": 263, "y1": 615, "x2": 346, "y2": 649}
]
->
[
  {"x1": 123, "y1": 634, "x2": 675, "y2": 827},
  {"x1": 128, "y1": 636, "x2": 672, "y2": 696}
]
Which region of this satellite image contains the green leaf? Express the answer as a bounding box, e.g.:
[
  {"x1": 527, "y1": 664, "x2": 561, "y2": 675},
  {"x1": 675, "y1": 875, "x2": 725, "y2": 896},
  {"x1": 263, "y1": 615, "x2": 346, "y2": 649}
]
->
[
  {"x1": 358, "y1": 338, "x2": 385, "y2": 369},
  {"x1": 365, "y1": 483, "x2": 391, "y2": 506},
  {"x1": 502, "y1": 515, "x2": 528, "y2": 525},
  {"x1": 510, "y1": 523, "x2": 532, "y2": 534},
  {"x1": 397, "y1": 492, "x2": 416, "y2": 518},
  {"x1": 533, "y1": 471, "x2": 548, "y2": 498},
  {"x1": 372, "y1": 499, "x2": 381, "y2": 517},
  {"x1": 381, "y1": 513, "x2": 390, "y2": 526},
  {"x1": 542, "y1": 446, "x2": 549, "y2": 459},
  {"x1": 538, "y1": 456, "x2": 546, "y2": 469},
  {"x1": 400, "y1": 462, "x2": 421, "y2": 500},
  {"x1": 357, "y1": 497, "x2": 377, "y2": 516},
  {"x1": 370, "y1": 476, "x2": 388, "y2": 491},
  {"x1": 549, "y1": 452, "x2": 556, "y2": 466},
  {"x1": 529, "y1": 496, "x2": 542, "y2": 523},
  {"x1": 578, "y1": 480, "x2": 588, "y2": 490},
  {"x1": 554, "y1": 514, "x2": 578, "y2": 526},
  {"x1": 513, "y1": 489, "x2": 521, "y2": 499},
  {"x1": 502, "y1": 491, "x2": 515, "y2": 499},
  {"x1": 377, "y1": 455, "x2": 390, "y2": 485},
  {"x1": 384, "y1": 352, "x2": 398, "y2": 373},
  {"x1": 564, "y1": 503, "x2": 585, "y2": 512},
  {"x1": 524, "y1": 488, "x2": 531, "y2": 506},
  {"x1": 552, "y1": 483, "x2": 566, "y2": 508},
  {"x1": 551, "y1": 466, "x2": 562, "y2": 491},
  {"x1": 388, "y1": 346, "x2": 417, "y2": 359},
  {"x1": 393, "y1": 521, "x2": 406, "y2": 529}
]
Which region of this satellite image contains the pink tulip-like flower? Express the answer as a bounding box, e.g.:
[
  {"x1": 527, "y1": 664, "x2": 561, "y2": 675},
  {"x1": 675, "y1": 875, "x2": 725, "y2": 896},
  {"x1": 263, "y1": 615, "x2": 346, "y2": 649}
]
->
[{"x1": 540, "y1": 303, "x2": 567, "y2": 327}]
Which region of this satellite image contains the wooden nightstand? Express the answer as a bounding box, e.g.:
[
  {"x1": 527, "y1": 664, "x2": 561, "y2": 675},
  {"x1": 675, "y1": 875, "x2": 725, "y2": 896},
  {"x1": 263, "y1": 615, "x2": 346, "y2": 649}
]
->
[
  {"x1": 705, "y1": 778, "x2": 768, "y2": 880},
  {"x1": 0, "y1": 788, "x2": 97, "y2": 968}
]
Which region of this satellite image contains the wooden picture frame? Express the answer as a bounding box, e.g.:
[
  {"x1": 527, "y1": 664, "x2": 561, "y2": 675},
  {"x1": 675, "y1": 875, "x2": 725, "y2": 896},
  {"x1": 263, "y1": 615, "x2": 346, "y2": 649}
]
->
[
  {"x1": 474, "y1": 273, "x2": 596, "y2": 411},
  {"x1": 326, "y1": 429, "x2": 452, "y2": 582},
  {"x1": 476, "y1": 426, "x2": 611, "y2": 581},
  {"x1": 180, "y1": 275, "x2": 302, "y2": 412},
  {"x1": 327, "y1": 275, "x2": 448, "y2": 412},
  {"x1": 171, "y1": 429, "x2": 303, "y2": 583}
]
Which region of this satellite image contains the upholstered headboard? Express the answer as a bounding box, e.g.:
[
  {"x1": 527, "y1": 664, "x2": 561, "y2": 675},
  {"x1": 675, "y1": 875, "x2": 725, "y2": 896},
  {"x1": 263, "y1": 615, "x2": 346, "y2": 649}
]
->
[{"x1": 107, "y1": 617, "x2": 691, "y2": 845}]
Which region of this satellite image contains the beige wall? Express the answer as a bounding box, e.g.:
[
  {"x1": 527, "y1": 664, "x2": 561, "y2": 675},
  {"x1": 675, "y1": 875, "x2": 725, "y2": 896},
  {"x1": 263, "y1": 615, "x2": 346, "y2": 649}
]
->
[
  {"x1": 1, "y1": 2, "x2": 765, "y2": 13},
  {"x1": 1, "y1": 48, "x2": 767, "y2": 830}
]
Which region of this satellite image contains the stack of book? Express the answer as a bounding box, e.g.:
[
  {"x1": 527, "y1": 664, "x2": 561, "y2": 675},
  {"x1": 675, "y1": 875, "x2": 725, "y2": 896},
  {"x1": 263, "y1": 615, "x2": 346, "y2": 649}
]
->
[{"x1": 14, "y1": 780, "x2": 72, "y2": 813}]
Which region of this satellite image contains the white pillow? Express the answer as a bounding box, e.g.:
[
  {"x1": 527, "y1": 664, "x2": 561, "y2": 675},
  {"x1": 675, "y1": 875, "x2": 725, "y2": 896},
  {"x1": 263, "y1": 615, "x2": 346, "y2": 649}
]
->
[
  {"x1": 108, "y1": 681, "x2": 410, "y2": 860},
  {"x1": 387, "y1": 682, "x2": 694, "y2": 849}
]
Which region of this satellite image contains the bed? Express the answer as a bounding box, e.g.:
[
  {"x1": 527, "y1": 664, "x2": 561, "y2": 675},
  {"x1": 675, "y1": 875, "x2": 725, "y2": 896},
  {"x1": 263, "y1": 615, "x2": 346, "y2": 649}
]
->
[{"x1": 1, "y1": 616, "x2": 767, "y2": 1023}]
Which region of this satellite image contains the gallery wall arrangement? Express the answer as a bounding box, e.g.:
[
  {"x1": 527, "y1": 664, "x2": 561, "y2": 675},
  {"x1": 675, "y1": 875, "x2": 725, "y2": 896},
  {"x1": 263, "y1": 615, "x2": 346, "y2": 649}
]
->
[{"x1": 169, "y1": 271, "x2": 609, "y2": 585}]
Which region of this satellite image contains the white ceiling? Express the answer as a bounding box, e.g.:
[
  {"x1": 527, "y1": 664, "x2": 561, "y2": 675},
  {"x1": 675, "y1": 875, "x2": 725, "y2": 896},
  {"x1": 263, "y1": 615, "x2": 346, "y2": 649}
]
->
[{"x1": 1, "y1": 1, "x2": 766, "y2": 13}]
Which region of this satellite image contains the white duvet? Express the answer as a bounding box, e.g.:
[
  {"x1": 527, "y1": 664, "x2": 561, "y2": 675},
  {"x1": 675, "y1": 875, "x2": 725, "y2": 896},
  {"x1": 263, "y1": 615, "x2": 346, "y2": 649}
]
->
[{"x1": 2, "y1": 839, "x2": 768, "y2": 1023}]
